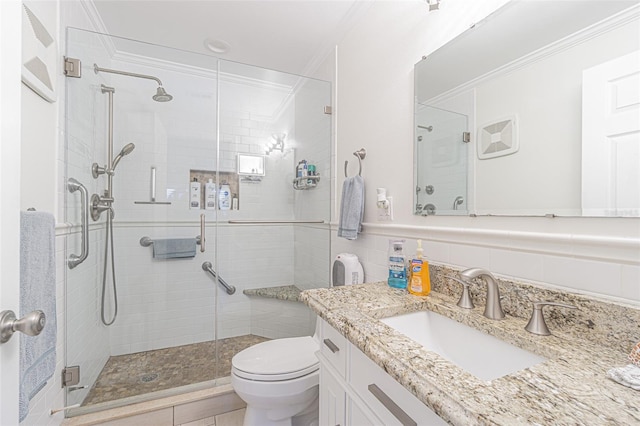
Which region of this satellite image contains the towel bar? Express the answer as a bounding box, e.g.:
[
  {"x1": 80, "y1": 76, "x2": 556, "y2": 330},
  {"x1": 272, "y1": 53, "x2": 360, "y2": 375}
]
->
[{"x1": 139, "y1": 236, "x2": 201, "y2": 247}]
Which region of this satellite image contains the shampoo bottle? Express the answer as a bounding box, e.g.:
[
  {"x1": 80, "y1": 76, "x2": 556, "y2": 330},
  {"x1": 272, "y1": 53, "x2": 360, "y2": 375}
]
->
[
  {"x1": 408, "y1": 239, "x2": 431, "y2": 296},
  {"x1": 189, "y1": 178, "x2": 201, "y2": 210},
  {"x1": 205, "y1": 179, "x2": 216, "y2": 210},
  {"x1": 388, "y1": 239, "x2": 407, "y2": 289},
  {"x1": 218, "y1": 183, "x2": 231, "y2": 210}
]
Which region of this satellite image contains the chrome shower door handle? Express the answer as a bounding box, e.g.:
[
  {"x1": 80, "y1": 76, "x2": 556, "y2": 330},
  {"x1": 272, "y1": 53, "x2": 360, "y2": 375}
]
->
[
  {"x1": 200, "y1": 213, "x2": 205, "y2": 253},
  {"x1": 67, "y1": 178, "x2": 89, "y2": 269}
]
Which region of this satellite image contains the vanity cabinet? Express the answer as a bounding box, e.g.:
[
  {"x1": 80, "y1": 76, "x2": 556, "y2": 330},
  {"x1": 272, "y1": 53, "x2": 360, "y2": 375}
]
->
[{"x1": 318, "y1": 318, "x2": 447, "y2": 426}]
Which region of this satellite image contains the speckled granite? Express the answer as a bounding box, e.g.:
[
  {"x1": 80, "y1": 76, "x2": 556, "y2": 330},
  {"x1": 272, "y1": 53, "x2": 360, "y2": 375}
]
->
[
  {"x1": 243, "y1": 285, "x2": 302, "y2": 302},
  {"x1": 300, "y1": 280, "x2": 640, "y2": 425}
]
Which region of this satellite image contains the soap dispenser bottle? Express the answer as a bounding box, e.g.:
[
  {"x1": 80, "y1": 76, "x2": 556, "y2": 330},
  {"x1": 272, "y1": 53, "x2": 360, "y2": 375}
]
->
[
  {"x1": 190, "y1": 178, "x2": 201, "y2": 210},
  {"x1": 218, "y1": 183, "x2": 231, "y2": 210},
  {"x1": 205, "y1": 179, "x2": 216, "y2": 210},
  {"x1": 388, "y1": 239, "x2": 407, "y2": 289},
  {"x1": 408, "y1": 239, "x2": 431, "y2": 296}
]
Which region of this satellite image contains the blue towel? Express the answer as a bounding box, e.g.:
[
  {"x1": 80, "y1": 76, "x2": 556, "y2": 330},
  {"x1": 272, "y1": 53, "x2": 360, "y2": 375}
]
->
[
  {"x1": 19, "y1": 211, "x2": 56, "y2": 422},
  {"x1": 153, "y1": 238, "x2": 197, "y2": 259},
  {"x1": 338, "y1": 175, "x2": 365, "y2": 240}
]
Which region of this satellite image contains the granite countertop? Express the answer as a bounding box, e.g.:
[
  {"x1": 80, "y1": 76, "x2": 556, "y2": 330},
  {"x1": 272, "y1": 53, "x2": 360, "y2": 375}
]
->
[
  {"x1": 243, "y1": 285, "x2": 302, "y2": 302},
  {"x1": 300, "y1": 282, "x2": 640, "y2": 425}
]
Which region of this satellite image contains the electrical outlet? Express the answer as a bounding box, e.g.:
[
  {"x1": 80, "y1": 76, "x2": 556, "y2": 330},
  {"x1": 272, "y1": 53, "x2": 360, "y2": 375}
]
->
[{"x1": 378, "y1": 196, "x2": 393, "y2": 221}]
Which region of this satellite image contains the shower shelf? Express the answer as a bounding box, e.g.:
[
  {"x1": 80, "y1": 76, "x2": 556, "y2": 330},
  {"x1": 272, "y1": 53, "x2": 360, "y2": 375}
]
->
[
  {"x1": 293, "y1": 175, "x2": 320, "y2": 190},
  {"x1": 243, "y1": 285, "x2": 302, "y2": 302}
]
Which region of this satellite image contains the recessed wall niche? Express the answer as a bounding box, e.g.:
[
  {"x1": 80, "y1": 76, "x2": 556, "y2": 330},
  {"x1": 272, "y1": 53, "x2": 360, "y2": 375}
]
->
[{"x1": 189, "y1": 170, "x2": 240, "y2": 210}]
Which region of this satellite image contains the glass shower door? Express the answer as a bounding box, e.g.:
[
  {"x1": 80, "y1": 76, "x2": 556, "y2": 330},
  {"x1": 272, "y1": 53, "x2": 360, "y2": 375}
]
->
[
  {"x1": 214, "y1": 60, "x2": 332, "y2": 346},
  {"x1": 415, "y1": 104, "x2": 469, "y2": 215},
  {"x1": 64, "y1": 28, "x2": 220, "y2": 413}
]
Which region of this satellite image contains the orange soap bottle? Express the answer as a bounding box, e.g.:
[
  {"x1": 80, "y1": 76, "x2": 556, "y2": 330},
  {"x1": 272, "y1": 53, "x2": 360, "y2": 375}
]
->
[{"x1": 408, "y1": 239, "x2": 431, "y2": 296}]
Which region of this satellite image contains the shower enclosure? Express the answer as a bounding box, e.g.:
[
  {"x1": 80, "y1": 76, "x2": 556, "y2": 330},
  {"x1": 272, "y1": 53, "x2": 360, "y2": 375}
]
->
[
  {"x1": 63, "y1": 28, "x2": 331, "y2": 416},
  {"x1": 415, "y1": 104, "x2": 468, "y2": 216}
]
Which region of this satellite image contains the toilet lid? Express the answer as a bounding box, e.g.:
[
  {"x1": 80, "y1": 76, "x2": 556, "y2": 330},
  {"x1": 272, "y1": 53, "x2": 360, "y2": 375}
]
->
[{"x1": 232, "y1": 336, "x2": 319, "y2": 381}]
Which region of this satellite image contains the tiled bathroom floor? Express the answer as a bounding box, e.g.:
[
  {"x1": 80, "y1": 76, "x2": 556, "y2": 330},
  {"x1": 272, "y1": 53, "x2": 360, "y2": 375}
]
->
[{"x1": 83, "y1": 335, "x2": 269, "y2": 406}]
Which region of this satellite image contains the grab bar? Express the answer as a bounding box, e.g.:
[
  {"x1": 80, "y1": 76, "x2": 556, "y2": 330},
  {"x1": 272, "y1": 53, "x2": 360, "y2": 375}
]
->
[
  {"x1": 67, "y1": 178, "x2": 89, "y2": 269},
  {"x1": 139, "y1": 236, "x2": 201, "y2": 247},
  {"x1": 202, "y1": 262, "x2": 236, "y2": 295},
  {"x1": 200, "y1": 213, "x2": 206, "y2": 253},
  {"x1": 227, "y1": 220, "x2": 325, "y2": 224}
]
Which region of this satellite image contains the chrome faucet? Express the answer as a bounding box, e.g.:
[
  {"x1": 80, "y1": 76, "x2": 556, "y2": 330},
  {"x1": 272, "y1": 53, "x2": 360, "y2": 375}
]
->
[{"x1": 460, "y1": 267, "x2": 505, "y2": 320}]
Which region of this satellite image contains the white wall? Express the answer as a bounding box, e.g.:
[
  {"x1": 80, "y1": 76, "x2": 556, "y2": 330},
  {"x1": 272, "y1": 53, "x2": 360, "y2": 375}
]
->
[
  {"x1": 333, "y1": 0, "x2": 640, "y2": 304},
  {"x1": 20, "y1": 0, "x2": 58, "y2": 214},
  {"x1": 474, "y1": 18, "x2": 640, "y2": 215}
]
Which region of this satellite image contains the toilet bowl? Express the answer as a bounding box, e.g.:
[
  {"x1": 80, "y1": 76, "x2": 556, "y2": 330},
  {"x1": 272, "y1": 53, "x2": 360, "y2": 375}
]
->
[{"x1": 231, "y1": 335, "x2": 320, "y2": 426}]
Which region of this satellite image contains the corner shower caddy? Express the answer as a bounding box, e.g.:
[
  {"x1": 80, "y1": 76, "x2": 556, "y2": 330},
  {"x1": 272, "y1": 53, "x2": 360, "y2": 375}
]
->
[{"x1": 293, "y1": 175, "x2": 320, "y2": 190}]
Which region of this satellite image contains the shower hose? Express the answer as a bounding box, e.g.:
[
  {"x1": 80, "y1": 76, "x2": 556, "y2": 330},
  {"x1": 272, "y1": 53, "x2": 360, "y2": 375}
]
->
[{"x1": 101, "y1": 209, "x2": 118, "y2": 326}]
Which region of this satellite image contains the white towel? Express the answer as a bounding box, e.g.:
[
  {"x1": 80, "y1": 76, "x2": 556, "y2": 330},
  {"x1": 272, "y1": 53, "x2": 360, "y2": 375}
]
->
[
  {"x1": 338, "y1": 175, "x2": 365, "y2": 240},
  {"x1": 607, "y1": 364, "x2": 640, "y2": 391},
  {"x1": 19, "y1": 211, "x2": 57, "y2": 421}
]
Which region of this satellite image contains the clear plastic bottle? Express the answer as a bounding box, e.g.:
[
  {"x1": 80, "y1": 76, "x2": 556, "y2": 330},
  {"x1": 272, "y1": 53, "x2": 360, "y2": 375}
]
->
[
  {"x1": 388, "y1": 239, "x2": 407, "y2": 289},
  {"x1": 218, "y1": 183, "x2": 231, "y2": 210}
]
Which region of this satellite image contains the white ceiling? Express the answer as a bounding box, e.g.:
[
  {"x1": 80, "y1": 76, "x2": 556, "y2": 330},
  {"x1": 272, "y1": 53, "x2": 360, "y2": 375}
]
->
[{"x1": 92, "y1": 0, "x2": 371, "y2": 76}]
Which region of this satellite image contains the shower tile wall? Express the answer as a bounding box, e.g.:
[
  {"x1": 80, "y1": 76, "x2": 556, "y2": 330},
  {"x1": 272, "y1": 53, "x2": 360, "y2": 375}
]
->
[{"x1": 87, "y1": 58, "x2": 316, "y2": 354}]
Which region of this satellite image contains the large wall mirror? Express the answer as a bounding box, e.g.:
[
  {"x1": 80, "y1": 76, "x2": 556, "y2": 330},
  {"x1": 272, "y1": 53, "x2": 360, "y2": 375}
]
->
[{"x1": 414, "y1": 1, "x2": 640, "y2": 217}]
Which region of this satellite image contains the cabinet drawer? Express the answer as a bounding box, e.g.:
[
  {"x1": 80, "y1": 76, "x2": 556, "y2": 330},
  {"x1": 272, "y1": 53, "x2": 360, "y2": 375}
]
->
[
  {"x1": 350, "y1": 346, "x2": 447, "y2": 426},
  {"x1": 320, "y1": 319, "x2": 348, "y2": 378}
]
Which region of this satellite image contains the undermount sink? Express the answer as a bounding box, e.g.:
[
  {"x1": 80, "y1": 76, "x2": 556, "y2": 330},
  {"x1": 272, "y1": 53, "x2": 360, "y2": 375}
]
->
[{"x1": 380, "y1": 310, "x2": 546, "y2": 381}]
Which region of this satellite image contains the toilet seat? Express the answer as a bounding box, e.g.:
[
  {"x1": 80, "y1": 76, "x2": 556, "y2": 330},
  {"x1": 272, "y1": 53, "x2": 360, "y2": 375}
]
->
[{"x1": 232, "y1": 336, "x2": 319, "y2": 382}]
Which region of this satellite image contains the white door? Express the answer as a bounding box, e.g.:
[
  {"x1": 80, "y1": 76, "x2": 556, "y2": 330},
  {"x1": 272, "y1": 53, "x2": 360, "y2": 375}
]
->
[
  {"x1": 582, "y1": 50, "x2": 640, "y2": 216},
  {"x1": 0, "y1": 0, "x2": 22, "y2": 424}
]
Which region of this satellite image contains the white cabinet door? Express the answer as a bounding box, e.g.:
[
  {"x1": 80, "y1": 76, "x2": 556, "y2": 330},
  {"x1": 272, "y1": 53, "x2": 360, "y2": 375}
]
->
[
  {"x1": 347, "y1": 395, "x2": 383, "y2": 426},
  {"x1": 319, "y1": 366, "x2": 346, "y2": 426},
  {"x1": 582, "y1": 50, "x2": 640, "y2": 216},
  {"x1": 0, "y1": 1, "x2": 23, "y2": 424}
]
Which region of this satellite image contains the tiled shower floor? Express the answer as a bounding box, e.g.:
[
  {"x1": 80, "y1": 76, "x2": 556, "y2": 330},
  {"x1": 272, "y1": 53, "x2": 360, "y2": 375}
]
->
[{"x1": 83, "y1": 335, "x2": 269, "y2": 406}]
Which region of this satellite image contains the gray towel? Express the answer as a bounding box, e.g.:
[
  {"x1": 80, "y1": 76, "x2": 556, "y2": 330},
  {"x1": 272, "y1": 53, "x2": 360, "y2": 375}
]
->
[
  {"x1": 153, "y1": 238, "x2": 197, "y2": 259},
  {"x1": 338, "y1": 175, "x2": 365, "y2": 240},
  {"x1": 19, "y1": 211, "x2": 56, "y2": 422}
]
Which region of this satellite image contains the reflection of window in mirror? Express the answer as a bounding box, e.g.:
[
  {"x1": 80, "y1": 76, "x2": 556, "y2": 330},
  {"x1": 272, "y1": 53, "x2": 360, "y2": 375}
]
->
[{"x1": 237, "y1": 154, "x2": 265, "y2": 176}]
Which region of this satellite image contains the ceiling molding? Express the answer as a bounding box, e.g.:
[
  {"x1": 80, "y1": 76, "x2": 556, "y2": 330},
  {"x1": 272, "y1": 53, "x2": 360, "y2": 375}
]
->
[{"x1": 425, "y1": 4, "x2": 640, "y2": 106}]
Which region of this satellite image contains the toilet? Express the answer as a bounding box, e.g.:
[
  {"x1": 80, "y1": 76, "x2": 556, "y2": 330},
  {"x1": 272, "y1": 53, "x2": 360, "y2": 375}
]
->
[{"x1": 231, "y1": 335, "x2": 320, "y2": 426}]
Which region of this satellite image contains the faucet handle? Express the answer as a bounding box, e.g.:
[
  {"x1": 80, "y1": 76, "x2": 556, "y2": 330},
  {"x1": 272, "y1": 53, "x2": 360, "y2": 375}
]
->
[
  {"x1": 525, "y1": 301, "x2": 577, "y2": 336},
  {"x1": 445, "y1": 276, "x2": 474, "y2": 309}
]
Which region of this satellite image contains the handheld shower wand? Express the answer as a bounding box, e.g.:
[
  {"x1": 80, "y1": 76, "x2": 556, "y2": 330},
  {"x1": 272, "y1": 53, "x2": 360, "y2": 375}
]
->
[{"x1": 111, "y1": 143, "x2": 136, "y2": 171}]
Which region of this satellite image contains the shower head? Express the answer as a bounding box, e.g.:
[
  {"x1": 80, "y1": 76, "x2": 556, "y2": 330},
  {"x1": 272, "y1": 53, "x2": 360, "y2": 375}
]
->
[
  {"x1": 153, "y1": 87, "x2": 173, "y2": 102},
  {"x1": 111, "y1": 143, "x2": 135, "y2": 170},
  {"x1": 94, "y1": 64, "x2": 173, "y2": 103}
]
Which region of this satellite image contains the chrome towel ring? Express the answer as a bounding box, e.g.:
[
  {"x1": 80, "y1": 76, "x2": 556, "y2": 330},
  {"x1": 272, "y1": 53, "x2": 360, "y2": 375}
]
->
[{"x1": 344, "y1": 148, "x2": 366, "y2": 177}]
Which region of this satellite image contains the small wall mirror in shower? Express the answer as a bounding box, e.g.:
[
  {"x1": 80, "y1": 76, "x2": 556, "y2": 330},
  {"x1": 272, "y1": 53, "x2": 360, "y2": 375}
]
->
[{"x1": 237, "y1": 154, "x2": 265, "y2": 176}]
